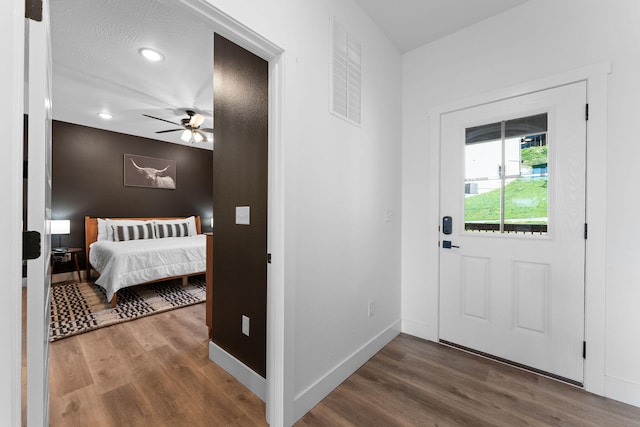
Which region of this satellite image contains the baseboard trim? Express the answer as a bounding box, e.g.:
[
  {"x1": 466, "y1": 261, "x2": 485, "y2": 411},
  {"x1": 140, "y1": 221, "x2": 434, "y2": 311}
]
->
[
  {"x1": 605, "y1": 375, "x2": 640, "y2": 408},
  {"x1": 208, "y1": 341, "x2": 267, "y2": 402},
  {"x1": 293, "y1": 320, "x2": 401, "y2": 422},
  {"x1": 401, "y1": 317, "x2": 437, "y2": 341}
]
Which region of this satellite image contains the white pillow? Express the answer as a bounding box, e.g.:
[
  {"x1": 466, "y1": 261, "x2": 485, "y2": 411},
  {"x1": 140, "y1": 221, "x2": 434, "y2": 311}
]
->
[
  {"x1": 105, "y1": 219, "x2": 155, "y2": 241},
  {"x1": 154, "y1": 216, "x2": 198, "y2": 236},
  {"x1": 97, "y1": 218, "x2": 109, "y2": 241}
]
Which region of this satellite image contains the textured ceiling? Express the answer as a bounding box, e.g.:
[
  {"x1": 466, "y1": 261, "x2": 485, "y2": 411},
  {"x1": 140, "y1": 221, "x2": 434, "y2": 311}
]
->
[
  {"x1": 353, "y1": 0, "x2": 529, "y2": 52},
  {"x1": 50, "y1": 0, "x2": 529, "y2": 150},
  {"x1": 51, "y1": 0, "x2": 215, "y2": 150}
]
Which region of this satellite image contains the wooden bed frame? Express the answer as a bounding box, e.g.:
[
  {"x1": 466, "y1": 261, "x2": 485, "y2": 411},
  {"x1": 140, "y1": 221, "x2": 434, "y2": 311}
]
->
[{"x1": 84, "y1": 216, "x2": 203, "y2": 307}]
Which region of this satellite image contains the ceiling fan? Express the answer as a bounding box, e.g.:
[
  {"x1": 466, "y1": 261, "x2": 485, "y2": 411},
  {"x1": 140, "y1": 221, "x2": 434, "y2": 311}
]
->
[{"x1": 143, "y1": 110, "x2": 214, "y2": 143}]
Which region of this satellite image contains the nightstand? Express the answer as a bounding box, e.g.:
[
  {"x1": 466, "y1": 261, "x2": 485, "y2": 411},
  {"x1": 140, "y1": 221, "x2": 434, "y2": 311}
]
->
[{"x1": 51, "y1": 247, "x2": 82, "y2": 282}]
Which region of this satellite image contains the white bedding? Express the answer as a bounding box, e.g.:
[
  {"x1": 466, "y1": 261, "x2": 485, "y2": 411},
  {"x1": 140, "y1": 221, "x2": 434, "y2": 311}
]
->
[{"x1": 89, "y1": 234, "x2": 206, "y2": 301}]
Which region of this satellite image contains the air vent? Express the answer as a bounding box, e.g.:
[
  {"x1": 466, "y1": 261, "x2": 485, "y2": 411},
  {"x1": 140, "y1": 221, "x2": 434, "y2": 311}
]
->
[{"x1": 331, "y1": 17, "x2": 361, "y2": 125}]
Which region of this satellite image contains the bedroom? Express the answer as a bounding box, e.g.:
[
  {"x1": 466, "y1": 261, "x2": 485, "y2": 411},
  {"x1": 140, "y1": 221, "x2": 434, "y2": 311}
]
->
[{"x1": 37, "y1": 0, "x2": 215, "y2": 314}]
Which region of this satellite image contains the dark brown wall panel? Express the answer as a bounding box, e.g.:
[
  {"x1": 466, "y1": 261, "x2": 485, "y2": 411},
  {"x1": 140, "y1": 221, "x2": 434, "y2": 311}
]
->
[
  {"x1": 51, "y1": 120, "x2": 213, "y2": 272},
  {"x1": 212, "y1": 34, "x2": 268, "y2": 377}
]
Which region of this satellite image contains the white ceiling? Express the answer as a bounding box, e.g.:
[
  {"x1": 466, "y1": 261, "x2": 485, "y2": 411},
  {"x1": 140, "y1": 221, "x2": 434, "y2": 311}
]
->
[
  {"x1": 354, "y1": 0, "x2": 530, "y2": 52},
  {"x1": 50, "y1": 0, "x2": 215, "y2": 150},
  {"x1": 49, "y1": 0, "x2": 529, "y2": 149}
]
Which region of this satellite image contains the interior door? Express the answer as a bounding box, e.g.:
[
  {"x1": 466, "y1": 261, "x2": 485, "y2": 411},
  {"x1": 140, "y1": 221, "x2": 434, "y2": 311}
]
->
[
  {"x1": 26, "y1": 4, "x2": 53, "y2": 426},
  {"x1": 439, "y1": 82, "x2": 587, "y2": 384}
]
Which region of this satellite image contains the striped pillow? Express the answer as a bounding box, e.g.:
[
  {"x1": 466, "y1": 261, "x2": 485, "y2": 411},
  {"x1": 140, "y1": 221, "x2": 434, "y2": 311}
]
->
[
  {"x1": 112, "y1": 223, "x2": 155, "y2": 241},
  {"x1": 155, "y1": 221, "x2": 190, "y2": 238}
]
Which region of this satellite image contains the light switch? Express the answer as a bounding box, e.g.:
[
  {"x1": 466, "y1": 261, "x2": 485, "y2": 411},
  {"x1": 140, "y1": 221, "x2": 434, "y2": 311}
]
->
[{"x1": 236, "y1": 206, "x2": 250, "y2": 225}]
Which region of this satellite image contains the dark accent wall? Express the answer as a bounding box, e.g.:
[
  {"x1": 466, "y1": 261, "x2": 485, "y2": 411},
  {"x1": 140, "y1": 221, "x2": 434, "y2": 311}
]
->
[
  {"x1": 51, "y1": 120, "x2": 213, "y2": 272},
  {"x1": 212, "y1": 34, "x2": 269, "y2": 378}
]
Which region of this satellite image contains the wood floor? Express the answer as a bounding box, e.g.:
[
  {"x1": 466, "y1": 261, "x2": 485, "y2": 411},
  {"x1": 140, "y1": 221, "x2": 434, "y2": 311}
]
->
[
  {"x1": 297, "y1": 334, "x2": 640, "y2": 427},
  {"x1": 47, "y1": 302, "x2": 267, "y2": 427},
  {"x1": 27, "y1": 290, "x2": 640, "y2": 426}
]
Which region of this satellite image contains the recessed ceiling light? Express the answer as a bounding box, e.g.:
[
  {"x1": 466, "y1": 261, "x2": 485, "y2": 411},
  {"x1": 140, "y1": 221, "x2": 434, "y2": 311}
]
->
[
  {"x1": 97, "y1": 112, "x2": 112, "y2": 120},
  {"x1": 139, "y1": 48, "x2": 164, "y2": 62}
]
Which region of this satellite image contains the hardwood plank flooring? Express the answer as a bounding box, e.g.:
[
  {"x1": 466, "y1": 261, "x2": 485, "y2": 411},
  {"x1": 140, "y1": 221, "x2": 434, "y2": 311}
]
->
[
  {"x1": 48, "y1": 301, "x2": 267, "y2": 427},
  {"x1": 297, "y1": 334, "x2": 640, "y2": 427},
  {"x1": 26, "y1": 289, "x2": 640, "y2": 427}
]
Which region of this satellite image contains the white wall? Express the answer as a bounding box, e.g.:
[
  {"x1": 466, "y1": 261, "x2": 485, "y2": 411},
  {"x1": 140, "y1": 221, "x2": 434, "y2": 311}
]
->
[
  {"x1": 402, "y1": 0, "x2": 640, "y2": 407},
  {"x1": 206, "y1": 0, "x2": 403, "y2": 423}
]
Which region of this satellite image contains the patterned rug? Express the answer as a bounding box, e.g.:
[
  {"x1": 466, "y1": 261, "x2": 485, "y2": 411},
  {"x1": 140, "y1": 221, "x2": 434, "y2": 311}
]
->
[{"x1": 49, "y1": 276, "x2": 206, "y2": 342}]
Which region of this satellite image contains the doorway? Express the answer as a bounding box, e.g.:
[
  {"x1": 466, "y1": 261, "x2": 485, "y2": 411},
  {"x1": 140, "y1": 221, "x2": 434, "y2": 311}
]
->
[
  {"x1": 21, "y1": 0, "x2": 286, "y2": 425},
  {"x1": 439, "y1": 82, "x2": 587, "y2": 385}
]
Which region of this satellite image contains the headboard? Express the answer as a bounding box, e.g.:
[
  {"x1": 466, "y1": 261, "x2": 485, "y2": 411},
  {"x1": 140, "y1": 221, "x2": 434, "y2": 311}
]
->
[{"x1": 84, "y1": 216, "x2": 202, "y2": 275}]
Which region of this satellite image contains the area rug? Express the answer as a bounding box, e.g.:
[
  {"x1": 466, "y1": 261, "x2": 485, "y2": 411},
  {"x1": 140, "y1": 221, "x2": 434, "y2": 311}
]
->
[{"x1": 49, "y1": 276, "x2": 206, "y2": 342}]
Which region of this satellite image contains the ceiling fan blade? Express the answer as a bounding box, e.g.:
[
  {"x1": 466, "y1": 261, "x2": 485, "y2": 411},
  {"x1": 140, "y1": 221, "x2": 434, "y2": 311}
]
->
[
  {"x1": 155, "y1": 129, "x2": 184, "y2": 134},
  {"x1": 199, "y1": 127, "x2": 214, "y2": 133},
  {"x1": 143, "y1": 114, "x2": 183, "y2": 127}
]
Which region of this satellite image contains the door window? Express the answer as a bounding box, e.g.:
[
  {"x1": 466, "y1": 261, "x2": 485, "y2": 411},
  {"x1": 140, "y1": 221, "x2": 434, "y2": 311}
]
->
[{"x1": 464, "y1": 113, "x2": 548, "y2": 234}]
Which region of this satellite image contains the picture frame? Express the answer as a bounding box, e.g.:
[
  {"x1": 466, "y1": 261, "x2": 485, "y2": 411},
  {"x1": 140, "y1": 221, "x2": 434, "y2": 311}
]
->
[{"x1": 124, "y1": 154, "x2": 177, "y2": 190}]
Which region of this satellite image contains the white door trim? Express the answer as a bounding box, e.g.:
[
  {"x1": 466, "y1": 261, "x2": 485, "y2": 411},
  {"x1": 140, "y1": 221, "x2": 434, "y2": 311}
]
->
[
  {"x1": 174, "y1": 1, "x2": 290, "y2": 425},
  {"x1": 1, "y1": 0, "x2": 26, "y2": 424},
  {"x1": 428, "y1": 62, "x2": 611, "y2": 397}
]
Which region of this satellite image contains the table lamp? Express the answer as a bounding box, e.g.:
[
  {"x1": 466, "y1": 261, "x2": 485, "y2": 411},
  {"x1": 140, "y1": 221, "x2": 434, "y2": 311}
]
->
[{"x1": 51, "y1": 219, "x2": 70, "y2": 252}]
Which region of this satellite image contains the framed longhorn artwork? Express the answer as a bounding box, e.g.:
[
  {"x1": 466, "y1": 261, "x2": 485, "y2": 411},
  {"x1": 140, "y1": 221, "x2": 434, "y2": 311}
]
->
[{"x1": 124, "y1": 154, "x2": 177, "y2": 190}]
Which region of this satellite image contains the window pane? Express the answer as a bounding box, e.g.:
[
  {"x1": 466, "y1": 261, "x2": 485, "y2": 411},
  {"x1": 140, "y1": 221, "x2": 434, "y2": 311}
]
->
[
  {"x1": 505, "y1": 113, "x2": 547, "y2": 139},
  {"x1": 465, "y1": 139, "x2": 502, "y2": 180},
  {"x1": 464, "y1": 178, "x2": 502, "y2": 232},
  {"x1": 504, "y1": 137, "x2": 521, "y2": 177},
  {"x1": 503, "y1": 133, "x2": 548, "y2": 234},
  {"x1": 466, "y1": 121, "x2": 501, "y2": 144}
]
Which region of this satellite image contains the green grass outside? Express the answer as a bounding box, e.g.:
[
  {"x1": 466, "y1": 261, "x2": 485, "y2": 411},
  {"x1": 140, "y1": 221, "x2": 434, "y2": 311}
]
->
[
  {"x1": 520, "y1": 145, "x2": 547, "y2": 167},
  {"x1": 465, "y1": 178, "x2": 548, "y2": 223}
]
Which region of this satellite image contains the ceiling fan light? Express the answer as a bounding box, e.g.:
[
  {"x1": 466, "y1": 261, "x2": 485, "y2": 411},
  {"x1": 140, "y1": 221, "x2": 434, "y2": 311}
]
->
[
  {"x1": 191, "y1": 113, "x2": 205, "y2": 128},
  {"x1": 193, "y1": 131, "x2": 204, "y2": 143},
  {"x1": 181, "y1": 130, "x2": 192, "y2": 142}
]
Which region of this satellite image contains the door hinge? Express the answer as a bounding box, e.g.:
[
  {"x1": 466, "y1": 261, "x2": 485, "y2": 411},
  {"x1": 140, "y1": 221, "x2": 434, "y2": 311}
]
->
[
  {"x1": 23, "y1": 230, "x2": 42, "y2": 260},
  {"x1": 584, "y1": 223, "x2": 588, "y2": 240},
  {"x1": 585, "y1": 103, "x2": 589, "y2": 121},
  {"x1": 267, "y1": 253, "x2": 272, "y2": 264},
  {"x1": 583, "y1": 341, "x2": 586, "y2": 359},
  {"x1": 25, "y1": 0, "x2": 43, "y2": 21}
]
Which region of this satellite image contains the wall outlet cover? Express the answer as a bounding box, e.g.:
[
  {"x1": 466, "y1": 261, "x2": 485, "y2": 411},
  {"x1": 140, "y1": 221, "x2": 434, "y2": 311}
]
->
[{"x1": 242, "y1": 315, "x2": 250, "y2": 336}]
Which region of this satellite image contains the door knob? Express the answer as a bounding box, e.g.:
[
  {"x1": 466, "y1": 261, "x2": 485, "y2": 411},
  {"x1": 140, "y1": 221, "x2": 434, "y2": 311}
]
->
[{"x1": 442, "y1": 240, "x2": 459, "y2": 249}]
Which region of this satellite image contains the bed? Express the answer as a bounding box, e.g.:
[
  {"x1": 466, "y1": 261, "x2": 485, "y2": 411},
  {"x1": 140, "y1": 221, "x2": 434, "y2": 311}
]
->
[{"x1": 85, "y1": 216, "x2": 206, "y2": 307}]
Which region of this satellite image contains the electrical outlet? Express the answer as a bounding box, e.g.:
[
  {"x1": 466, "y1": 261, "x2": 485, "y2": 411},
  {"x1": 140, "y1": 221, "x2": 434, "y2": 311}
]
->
[
  {"x1": 368, "y1": 300, "x2": 375, "y2": 317},
  {"x1": 242, "y1": 315, "x2": 250, "y2": 336}
]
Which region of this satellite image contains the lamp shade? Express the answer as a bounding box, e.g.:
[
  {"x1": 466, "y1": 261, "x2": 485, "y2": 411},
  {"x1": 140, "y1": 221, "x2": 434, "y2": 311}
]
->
[{"x1": 51, "y1": 220, "x2": 70, "y2": 235}]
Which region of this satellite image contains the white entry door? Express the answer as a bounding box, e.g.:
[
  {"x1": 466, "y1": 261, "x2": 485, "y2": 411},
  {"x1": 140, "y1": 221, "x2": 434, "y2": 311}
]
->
[
  {"x1": 26, "y1": 3, "x2": 53, "y2": 425},
  {"x1": 439, "y1": 82, "x2": 587, "y2": 384}
]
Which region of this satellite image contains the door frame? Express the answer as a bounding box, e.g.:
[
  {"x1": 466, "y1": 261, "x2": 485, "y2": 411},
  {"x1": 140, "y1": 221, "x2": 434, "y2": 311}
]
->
[
  {"x1": 428, "y1": 62, "x2": 610, "y2": 396},
  {"x1": 1, "y1": 0, "x2": 26, "y2": 424},
  {"x1": 176, "y1": 3, "x2": 288, "y2": 424}
]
